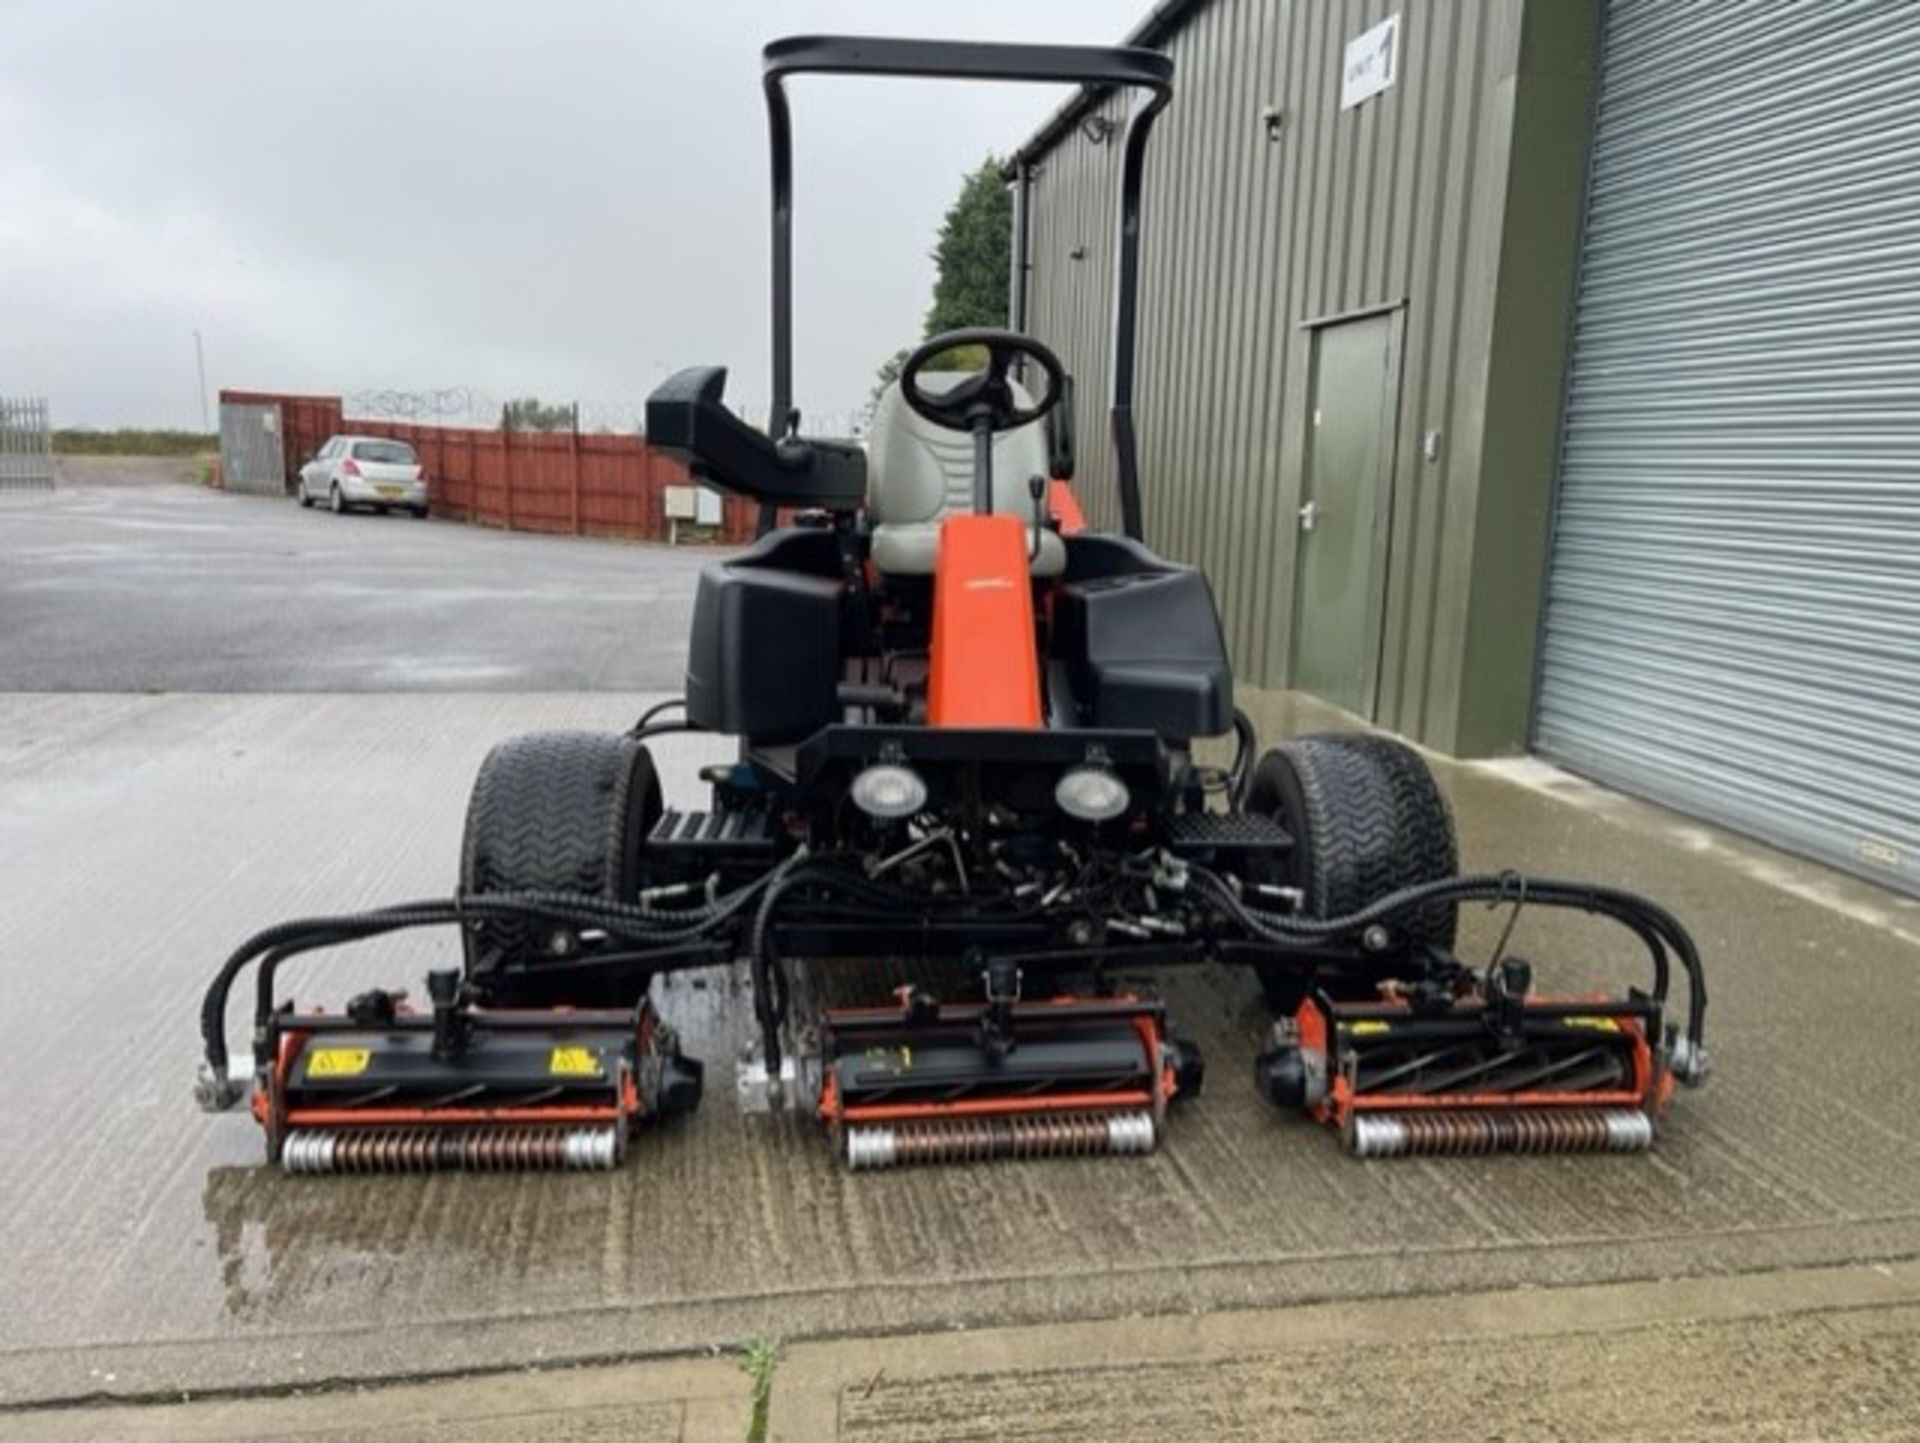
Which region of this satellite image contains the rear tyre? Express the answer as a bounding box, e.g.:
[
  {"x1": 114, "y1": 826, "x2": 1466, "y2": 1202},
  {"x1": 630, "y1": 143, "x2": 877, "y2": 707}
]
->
[
  {"x1": 1246, "y1": 732, "x2": 1458, "y2": 1011},
  {"x1": 458, "y1": 731, "x2": 663, "y2": 1005},
  {"x1": 411, "y1": 505, "x2": 430, "y2": 520},
  {"x1": 328, "y1": 483, "x2": 346, "y2": 514},
  {"x1": 297, "y1": 483, "x2": 314, "y2": 508}
]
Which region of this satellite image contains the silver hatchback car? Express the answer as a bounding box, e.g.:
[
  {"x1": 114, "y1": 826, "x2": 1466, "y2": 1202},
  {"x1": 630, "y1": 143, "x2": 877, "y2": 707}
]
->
[{"x1": 297, "y1": 435, "x2": 430, "y2": 518}]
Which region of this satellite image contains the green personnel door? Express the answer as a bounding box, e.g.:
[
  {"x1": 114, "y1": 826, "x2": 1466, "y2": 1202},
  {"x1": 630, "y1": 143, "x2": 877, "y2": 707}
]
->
[{"x1": 1290, "y1": 310, "x2": 1402, "y2": 716}]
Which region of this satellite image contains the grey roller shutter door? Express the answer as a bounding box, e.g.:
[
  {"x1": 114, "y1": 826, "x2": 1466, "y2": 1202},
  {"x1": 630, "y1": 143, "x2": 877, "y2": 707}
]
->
[{"x1": 1536, "y1": 0, "x2": 1920, "y2": 895}]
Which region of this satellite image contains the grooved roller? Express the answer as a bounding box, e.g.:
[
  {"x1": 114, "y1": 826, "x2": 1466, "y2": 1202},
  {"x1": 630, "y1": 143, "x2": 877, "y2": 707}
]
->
[
  {"x1": 1345, "y1": 1108, "x2": 1653, "y2": 1158},
  {"x1": 843, "y1": 1110, "x2": 1156, "y2": 1170},
  {"x1": 281, "y1": 1126, "x2": 620, "y2": 1174}
]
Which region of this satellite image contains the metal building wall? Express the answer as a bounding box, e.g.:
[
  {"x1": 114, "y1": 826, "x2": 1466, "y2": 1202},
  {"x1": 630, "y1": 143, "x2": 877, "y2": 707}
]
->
[
  {"x1": 1536, "y1": 0, "x2": 1920, "y2": 894},
  {"x1": 1023, "y1": 0, "x2": 1588, "y2": 752}
]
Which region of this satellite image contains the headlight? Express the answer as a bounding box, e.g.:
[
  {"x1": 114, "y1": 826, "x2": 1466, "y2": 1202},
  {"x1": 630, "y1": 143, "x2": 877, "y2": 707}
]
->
[
  {"x1": 850, "y1": 762, "x2": 927, "y2": 819},
  {"x1": 1055, "y1": 766, "x2": 1130, "y2": 821}
]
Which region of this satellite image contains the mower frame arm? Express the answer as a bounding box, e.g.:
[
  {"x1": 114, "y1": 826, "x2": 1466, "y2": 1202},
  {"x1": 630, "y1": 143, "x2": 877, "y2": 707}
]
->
[{"x1": 762, "y1": 35, "x2": 1174, "y2": 541}]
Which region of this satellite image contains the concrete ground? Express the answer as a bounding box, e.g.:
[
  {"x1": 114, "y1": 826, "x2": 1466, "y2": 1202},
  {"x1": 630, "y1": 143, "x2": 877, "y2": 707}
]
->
[
  {"x1": 3, "y1": 478, "x2": 1919, "y2": 1436},
  {"x1": 15, "y1": 1261, "x2": 1919, "y2": 1440},
  {"x1": 0, "y1": 470, "x2": 707, "y2": 690}
]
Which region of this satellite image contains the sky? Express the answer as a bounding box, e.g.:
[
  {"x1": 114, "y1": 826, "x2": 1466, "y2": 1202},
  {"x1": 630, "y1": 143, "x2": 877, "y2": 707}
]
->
[{"x1": 0, "y1": 0, "x2": 1143, "y2": 431}]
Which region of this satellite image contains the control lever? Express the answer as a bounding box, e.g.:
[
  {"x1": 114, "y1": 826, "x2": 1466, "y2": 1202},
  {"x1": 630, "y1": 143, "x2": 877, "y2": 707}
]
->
[{"x1": 1028, "y1": 474, "x2": 1047, "y2": 560}]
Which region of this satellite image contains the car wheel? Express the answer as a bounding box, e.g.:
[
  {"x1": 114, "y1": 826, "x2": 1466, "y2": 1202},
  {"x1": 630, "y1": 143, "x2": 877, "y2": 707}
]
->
[
  {"x1": 411, "y1": 505, "x2": 430, "y2": 520},
  {"x1": 328, "y1": 483, "x2": 346, "y2": 514},
  {"x1": 297, "y1": 481, "x2": 314, "y2": 508},
  {"x1": 1245, "y1": 733, "x2": 1458, "y2": 1012},
  {"x1": 458, "y1": 731, "x2": 664, "y2": 1007}
]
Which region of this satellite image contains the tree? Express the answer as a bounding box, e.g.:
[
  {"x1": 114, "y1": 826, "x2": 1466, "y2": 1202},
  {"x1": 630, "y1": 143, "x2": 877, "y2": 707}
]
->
[
  {"x1": 500, "y1": 397, "x2": 577, "y2": 432},
  {"x1": 871, "y1": 156, "x2": 1011, "y2": 403},
  {"x1": 924, "y1": 156, "x2": 1012, "y2": 336}
]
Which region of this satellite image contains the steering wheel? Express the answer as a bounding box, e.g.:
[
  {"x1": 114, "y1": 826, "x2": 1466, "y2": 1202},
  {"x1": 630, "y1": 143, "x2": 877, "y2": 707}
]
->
[{"x1": 899, "y1": 328, "x2": 1067, "y2": 435}]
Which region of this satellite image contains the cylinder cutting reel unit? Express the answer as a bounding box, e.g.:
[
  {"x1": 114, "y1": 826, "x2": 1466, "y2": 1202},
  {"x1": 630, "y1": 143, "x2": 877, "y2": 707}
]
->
[
  {"x1": 204, "y1": 958, "x2": 703, "y2": 1175},
  {"x1": 1259, "y1": 956, "x2": 1710, "y2": 1158},
  {"x1": 808, "y1": 967, "x2": 1202, "y2": 1170}
]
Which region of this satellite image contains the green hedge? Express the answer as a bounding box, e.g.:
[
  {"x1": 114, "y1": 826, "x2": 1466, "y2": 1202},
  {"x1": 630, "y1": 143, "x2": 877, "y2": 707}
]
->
[{"x1": 53, "y1": 428, "x2": 219, "y2": 457}]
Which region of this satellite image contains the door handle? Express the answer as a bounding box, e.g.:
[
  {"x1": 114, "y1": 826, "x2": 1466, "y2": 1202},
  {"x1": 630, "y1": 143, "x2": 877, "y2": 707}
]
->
[{"x1": 1298, "y1": 499, "x2": 1319, "y2": 532}]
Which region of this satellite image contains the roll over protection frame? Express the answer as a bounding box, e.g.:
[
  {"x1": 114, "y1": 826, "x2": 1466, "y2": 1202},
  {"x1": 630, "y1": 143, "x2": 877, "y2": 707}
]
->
[{"x1": 761, "y1": 36, "x2": 1174, "y2": 540}]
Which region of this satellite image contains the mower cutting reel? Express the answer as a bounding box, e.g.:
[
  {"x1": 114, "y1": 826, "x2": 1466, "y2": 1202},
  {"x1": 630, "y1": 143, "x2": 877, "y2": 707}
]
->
[
  {"x1": 814, "y1": 982, "x2": 1200, "y2": 1170},
  {"x1": 1258, "y1": 961, "x2": 1677, "y2": 1158},
  {"x1": 243, "y1": 970, "x2": 702, "y2": 1175}
]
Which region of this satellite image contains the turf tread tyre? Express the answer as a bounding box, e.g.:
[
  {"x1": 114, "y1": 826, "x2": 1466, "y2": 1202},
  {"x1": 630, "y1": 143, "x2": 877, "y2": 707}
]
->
[
  {"x1": 1247, "y1": 733, "x2": 1457, "y2": 1007},
  {"x1": 458, "y1": 731, "x2": 660, "y2": 986},
  {"x1": 1314, "y1": 732, "x2": 1459, "y2": 946}
]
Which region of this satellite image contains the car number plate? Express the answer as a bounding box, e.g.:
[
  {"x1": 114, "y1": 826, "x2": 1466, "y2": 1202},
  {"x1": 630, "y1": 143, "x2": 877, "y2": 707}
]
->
[{"x1": 376, "y1": 485, "x2": 404, "y2": 498}]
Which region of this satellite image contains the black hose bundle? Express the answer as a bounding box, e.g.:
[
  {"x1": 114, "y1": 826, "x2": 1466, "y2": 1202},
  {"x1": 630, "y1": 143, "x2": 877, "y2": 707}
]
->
[
  {"x1": 1188, "y1": 866, "x2": 1708, "y2": 1049},
  {"x1": 201, "y1": 855, "x2": 1708, "y2": 1094},
  {"x1": 199, "y1": 882, "x2": 774, "y2": 1082}
]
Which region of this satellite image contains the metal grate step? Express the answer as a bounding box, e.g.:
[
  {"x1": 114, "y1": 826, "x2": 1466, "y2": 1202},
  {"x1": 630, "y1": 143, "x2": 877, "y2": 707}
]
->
[
  {"x1": 1165, "y1": 810, "x2": 1293, "y2": 854},
  {"x1": 649, "y1": 808, "x2": 776, "y2": 854}
]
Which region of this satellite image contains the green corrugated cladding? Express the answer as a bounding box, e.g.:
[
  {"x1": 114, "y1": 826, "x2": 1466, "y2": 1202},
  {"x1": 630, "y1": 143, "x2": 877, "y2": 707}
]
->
[{"x1": 1020, "y1": 0, "x2": 1596, "y2": 754}]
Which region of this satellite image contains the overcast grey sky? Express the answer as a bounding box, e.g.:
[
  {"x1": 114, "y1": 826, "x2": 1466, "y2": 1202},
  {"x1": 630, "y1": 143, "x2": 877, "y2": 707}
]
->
[{"x1": 1, "y1": 0, "x2": 1142, "y2": 430}]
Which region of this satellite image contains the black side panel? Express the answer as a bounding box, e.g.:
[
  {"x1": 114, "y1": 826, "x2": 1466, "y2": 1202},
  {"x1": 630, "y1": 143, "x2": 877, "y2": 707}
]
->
[
  {"x1": 1062, "y1": 532, "x2": 1178, "y2": 581},
  {"x1": 686, "y1": 561, "x2": 842, "y2": 741},
  {"x1": 1052, "y1": 569, "x2": 1233, "y2": 740},
  {"x1": 727, "y1": 523, "x2": 843, "y2": 578}
]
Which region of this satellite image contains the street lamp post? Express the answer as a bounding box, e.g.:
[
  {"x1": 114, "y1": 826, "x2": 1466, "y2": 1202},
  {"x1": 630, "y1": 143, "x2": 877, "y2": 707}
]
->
[{"x1": 192, "y1": 330, "x2": 209, "y2": 433}]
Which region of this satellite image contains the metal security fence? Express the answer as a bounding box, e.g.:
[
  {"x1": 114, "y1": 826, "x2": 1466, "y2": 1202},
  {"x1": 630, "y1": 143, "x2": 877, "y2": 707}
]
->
[
  {"x1": 0, "y1": 396, "x2": 54, "y2": 490},
  {"x1": 218, "y1": 400, "x2": 290, "y2": 496}
]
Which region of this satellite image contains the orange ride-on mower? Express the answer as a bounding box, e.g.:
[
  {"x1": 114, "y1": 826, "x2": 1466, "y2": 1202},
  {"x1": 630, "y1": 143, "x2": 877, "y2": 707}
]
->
[{"x1": 196, "y1": 36, "x2": 1708, "y2": 1172}]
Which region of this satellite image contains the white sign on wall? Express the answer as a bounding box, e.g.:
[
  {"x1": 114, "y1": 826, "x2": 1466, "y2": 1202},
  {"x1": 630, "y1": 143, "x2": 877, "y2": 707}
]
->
[
  {"x1": 1340, "y1": 14, "x2": 1400, "y2": 111},
  {"x1": 663, "y1": 484, "x2": 697, "y2": 521}
]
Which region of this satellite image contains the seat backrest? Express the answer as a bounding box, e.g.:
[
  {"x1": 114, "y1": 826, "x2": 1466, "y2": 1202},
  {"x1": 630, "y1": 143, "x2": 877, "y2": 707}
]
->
[
  {"x1": 867, "y1": 374, "x2": 1054, "y2": 527},
  {"x1": 866, "y1": 374, "x2": 1065, "y2": 576}
]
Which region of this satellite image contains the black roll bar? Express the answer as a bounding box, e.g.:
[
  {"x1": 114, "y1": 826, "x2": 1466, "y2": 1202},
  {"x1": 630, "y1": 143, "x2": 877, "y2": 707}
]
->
[{"x1": 762, "y1": 35, "x2": 1173, "y2": 541}]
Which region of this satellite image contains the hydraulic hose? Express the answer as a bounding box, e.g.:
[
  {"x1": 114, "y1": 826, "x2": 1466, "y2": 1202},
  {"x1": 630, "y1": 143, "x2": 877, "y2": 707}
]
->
[
  {"x1": 1228, "y1": 707, "x2": 1258, "y2": 808},
  {"x1": 200, "y1": 882, "x2": 775, "y2": 1086},
  {"x1": 1191, "y1": 867, "x2": 1707, "y2": 1049},
  {"x1": 627, "y1": 697, "x2": 687, "y2": 735}
]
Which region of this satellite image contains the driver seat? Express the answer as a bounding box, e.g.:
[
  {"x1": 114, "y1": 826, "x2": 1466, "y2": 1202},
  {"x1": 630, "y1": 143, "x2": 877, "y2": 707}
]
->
[{"x1": 866, "y1": 373, "x2": 1067, "y2": 577}]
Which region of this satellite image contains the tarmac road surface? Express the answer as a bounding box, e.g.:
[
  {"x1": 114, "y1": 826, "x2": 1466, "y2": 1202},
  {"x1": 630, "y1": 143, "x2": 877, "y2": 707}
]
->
[{"x1": 0, "y1": 472, "x2": 708, "y2": 691}]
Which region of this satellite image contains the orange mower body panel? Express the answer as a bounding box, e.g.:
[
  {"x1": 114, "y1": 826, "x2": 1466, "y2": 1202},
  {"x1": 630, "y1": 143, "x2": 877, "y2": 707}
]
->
[
  {"x1": 1047, "y1": 478, "x2": 1088, "y2": 534},
  {"x1": 926, "y1": 513, "x2": 1043, "y2": 728}
]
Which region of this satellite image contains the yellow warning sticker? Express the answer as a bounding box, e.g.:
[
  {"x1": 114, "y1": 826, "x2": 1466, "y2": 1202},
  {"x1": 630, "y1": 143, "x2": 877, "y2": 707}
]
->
[
  {"x1": 1563, "y1": 1016, "x2": 1621, "y2": 1033},
  {"x1": 549, "y1": 1046, "x2": 603, "y2": 1077},
  {"x1": 1348, "y1": 1020, "x2": 1393, "y2": 1036},
  {"x1": 307, "y1": 1048, "x2": 370, "y2": 1078}
]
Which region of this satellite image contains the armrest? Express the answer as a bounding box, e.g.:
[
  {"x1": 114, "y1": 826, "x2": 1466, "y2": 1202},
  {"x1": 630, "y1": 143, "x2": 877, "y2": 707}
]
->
[{"x1": 646, "y1": 366, "x2": 866, "y2": 510}]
